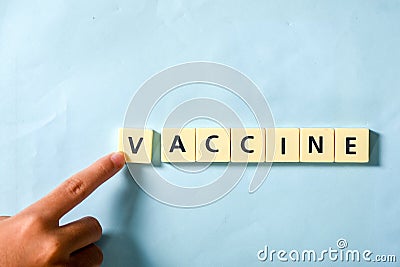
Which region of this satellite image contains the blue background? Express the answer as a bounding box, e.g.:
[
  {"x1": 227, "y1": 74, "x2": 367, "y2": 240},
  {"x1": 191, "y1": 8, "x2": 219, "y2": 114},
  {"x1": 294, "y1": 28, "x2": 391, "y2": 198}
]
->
[{"x1": 1, "y1": 1, "x2": 399, "y2": 266}]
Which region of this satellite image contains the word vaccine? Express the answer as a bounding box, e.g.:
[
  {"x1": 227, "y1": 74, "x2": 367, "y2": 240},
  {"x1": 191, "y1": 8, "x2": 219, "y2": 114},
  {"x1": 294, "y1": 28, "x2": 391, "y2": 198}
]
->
[{"x1": 118, "y1": 128, "x2": 369, "y2": 164}]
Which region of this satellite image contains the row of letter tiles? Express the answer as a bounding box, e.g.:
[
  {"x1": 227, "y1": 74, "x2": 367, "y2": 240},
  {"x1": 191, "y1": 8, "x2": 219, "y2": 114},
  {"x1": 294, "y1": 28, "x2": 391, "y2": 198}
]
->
[{"x1": 118, "y1": 128, "x2": 369, "y2": 163}]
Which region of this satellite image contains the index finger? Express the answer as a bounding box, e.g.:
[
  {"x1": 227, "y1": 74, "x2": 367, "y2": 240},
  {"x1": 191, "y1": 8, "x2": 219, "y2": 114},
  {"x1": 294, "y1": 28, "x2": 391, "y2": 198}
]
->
[{"x1": 28, "y1": 152, "x2": 125, "y2": 221}]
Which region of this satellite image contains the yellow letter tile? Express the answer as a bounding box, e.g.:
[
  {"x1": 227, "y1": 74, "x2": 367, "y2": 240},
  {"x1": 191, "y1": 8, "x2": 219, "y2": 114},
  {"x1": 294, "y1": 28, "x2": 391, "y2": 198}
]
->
[
  {"x1": 335, "y1": 128, "x2": 369, "y2": 163},
  {"x1": 118, "y1": 128, "x2": 153, "y2": 164},
  {"x1": 231, "y1": 128, "x2": 265, "y2": 162},
  {"x1": 162, "y1": 128, "x2": 196, "y2": 162},
  {"x1": 300, "y1": 128, "x2": 334, "y2": 162},
  {"x1": 266, "y1": 128, "x2": 300, "y2": 162},
  {"x1": 196, "y1": 128, "x2": 230, "y2": 162}
]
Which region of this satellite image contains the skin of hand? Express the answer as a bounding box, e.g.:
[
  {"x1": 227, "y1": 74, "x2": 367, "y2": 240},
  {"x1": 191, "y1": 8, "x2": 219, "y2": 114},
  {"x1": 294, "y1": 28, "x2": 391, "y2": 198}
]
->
[{"x1": 0, "y1": 152, "x2": 125, "y2": 267}]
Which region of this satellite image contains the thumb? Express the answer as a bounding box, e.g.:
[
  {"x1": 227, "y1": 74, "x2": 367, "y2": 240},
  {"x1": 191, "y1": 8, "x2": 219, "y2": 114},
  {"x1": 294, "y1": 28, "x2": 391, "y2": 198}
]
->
[{"x1": 0, "y1": 216, "x2": 10, "y2": 221}]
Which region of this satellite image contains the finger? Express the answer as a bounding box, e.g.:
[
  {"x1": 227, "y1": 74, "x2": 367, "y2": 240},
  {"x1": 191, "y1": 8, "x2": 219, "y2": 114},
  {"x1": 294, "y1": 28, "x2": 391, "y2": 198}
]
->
[
  {"x1": 59, "y1": 216, "x2": 102, "y2": 253},
  {"x1": 28, "y1": 152, "x2": 125, "y2": 221},
  {"x1": 0, "y1": 216, "x2": 10, "y2": 221},
  {"x1": 69, "y1": 244, "x2": 103, "y2": 267}
]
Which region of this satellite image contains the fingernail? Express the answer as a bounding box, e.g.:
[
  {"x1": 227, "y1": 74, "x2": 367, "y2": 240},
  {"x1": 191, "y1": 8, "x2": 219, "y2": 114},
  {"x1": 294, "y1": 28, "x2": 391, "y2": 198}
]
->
[{"x1": 111, "y1": 152, "x2": 125, "y2": 168}]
